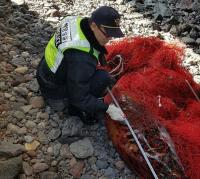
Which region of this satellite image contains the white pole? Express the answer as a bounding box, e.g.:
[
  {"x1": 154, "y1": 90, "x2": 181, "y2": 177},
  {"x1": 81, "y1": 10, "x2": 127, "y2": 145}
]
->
[{"x1": 107, "y1": 87, "x2": 158, "y2": 179}]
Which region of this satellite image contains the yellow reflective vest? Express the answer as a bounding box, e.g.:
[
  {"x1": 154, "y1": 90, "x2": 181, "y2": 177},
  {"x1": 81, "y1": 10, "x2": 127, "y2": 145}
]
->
[{"x1": 45, "y1": 16, "x2": 100, "y2": 73}]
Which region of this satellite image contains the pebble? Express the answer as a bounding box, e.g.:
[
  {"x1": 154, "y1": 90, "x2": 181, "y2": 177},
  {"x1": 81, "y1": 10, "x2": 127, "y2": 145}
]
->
[
  {"x1": 37, "y1": 122, "x2": 46, "y2": 130},
  {"x1": 13, "y1": 87, "x2": 29, "y2": 96},
  {"x1": 114, "y1": 160, "x2": 125, "y2": 171},
  {"x1": 13, "y1": 111, "x2": 25, "y2": 120},
  {"x1": 69, "y1": 161, "x2": 85, "y2": 178},
  {"x1": 21, "y1": 105, "x2": 32, "y2": 113},
  {"x1": 47, "y1": 128, "x2": 61, "y2": 141},
  {"x1": 23, "y1": 162, "x2": 33, "y2": 176},
  {"x1": 25, "y1": 121, "x2": 36, "y2": 129},
  {"x1": 96, "y1": 159, "x2": 109, "y2": 169},
  {"x1": 37, "y1": 131, "x2": 49, "y2": 144},
  {"x1": 0, "y1": 142, "x2": 25, "y2": 157},
  {"x1": 7, "y1": 123, "x2": 27, "y2": 135},
  {"x1": 47, "y1": 147, "x2": 53, "y2": 155},
  {"x1": 39, "y1": 171, "x2": 59, "y2": 179},
  {"x1": 14, "y1": 66, "x2": 28, "y2": 74},
  {"x1": 60, "y1": 144, "x2": 73, "y2": 159},
  {"x1": 24, "y1": 135, "x2": 34, "y2": 143},
  {"x1": 32, "y1": 162, "x2": 49, "y2": 173},
  {"x1": 53, "y1": 143, "x2": 61, "y2": 157},
  {"x1": 69, "y1": 138, "x2": 94, "y2": 159},
  {"x1": 29, "y1": 96, "x2": 45, "y2": 108},
  {"x1": 25, "y1": 140, "x2": 40, "y2": 151}
]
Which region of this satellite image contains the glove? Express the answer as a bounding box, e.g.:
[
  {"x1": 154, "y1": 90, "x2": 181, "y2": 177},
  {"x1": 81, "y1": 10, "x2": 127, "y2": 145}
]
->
[{"x1": 106, "y1": 103, "x2": 125, "y2": 121}]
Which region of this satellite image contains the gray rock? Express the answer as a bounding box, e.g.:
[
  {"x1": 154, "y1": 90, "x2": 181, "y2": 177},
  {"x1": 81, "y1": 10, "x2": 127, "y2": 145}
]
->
[
  {"x1": 104, "y1": 167, "x2": 115, "y2": 177},
  {"x1": 49, "y1": 119, "x2": 59, "y2": 127},
  {"x1": 25, "y1": 120, "x2": 36, "y2": 129},
  {"x1": 37, "y1": 131, "x2": 49, "y2": 144},
  {"x1": 53, "y1": 143, "x2": 61, "y2": 157},
  {"x1": 13, "y1": 110, "x2": 25, "y2": 121},
  {"x1": 96, "y1": 159, "x2": 109, "y2": 169},
  {"x1": 47, "y1": 147, "x2": 53, "y2": 155},
  {"x1": 37, "y1": 121, "x2": 46, "y2": 130},
  {"x1": 47, "y1": 128, "x2": 61, "y2": 141},
  {"x1": 2, "y1": 44, "x2": 12, "y2": 52},
  {"x1": 154, "y1": 2, "x2": 172, "y2": 18},
  {"x1": 0, "y1": 156, "x2": 22, "y2": 179},
  {"x1": 90, "y1": 164, "x2": 97, "y2": 171},
  {"x1": 32, "y1": 162, "x2": 49, "y2": 173},
  {"x1": 182, "y1": 37, "x2": 196, "y2": 44},
  {"x1": 88, "y1": 156, "x2": 97, "y2": 165},
  {"x1": 114, "y1": 160, "x2": 125, "y2": 171},
  {"x1": 26, "y1": 78, "x2": 39, "y2": 92},
  {"x1": 9, "y1": 50, "x2": 18, "y2": 57},
  {"x1": 24, "y1": 135, "x2": 34, "y2": 143},
  {"x1": 21, "y1": 105, "x2": 32, "y2": 113},
  {"x1": 0, "y1": 82, "x2": 8, "y2": 91},
  {"x1": 80, "y1": 174, "x2": 95, "y2": 179},
  {"x1": 11, "y1": 55, "x2": 27, "y2": 66},
  {"x1": 13, "y1": 87, "x2": 29, "y2": 96},
  {"x1": 21, "y1": 51, "x2": 29, "y2": 58},
  {"x1": 60, "y1": 144, "x2": 73, "y2": 159},
  {"x1": 39, "y1": 171, "x2": 60, "y2": 179},
  {"x1": 29, "y1": 96, "x2": 45, "y2": 109},
  {"x1": 196, "y1": 38, "x2": 200, "y2": 44},
  {"x1": 177, "y1": 0, "x2": 193, "y2": 10},
  {"x1": 0, "y1": 142, "x2": 25, "y2": 158},
  {"x1": 69, "y1": 138, "x2": 94, "y2": 159},
  {"x1": 23, "y1": 162, "x2": 33, "y2": 176},
  {"x1": 7, "y1": 123, "x2": 27, "y2": 135}
]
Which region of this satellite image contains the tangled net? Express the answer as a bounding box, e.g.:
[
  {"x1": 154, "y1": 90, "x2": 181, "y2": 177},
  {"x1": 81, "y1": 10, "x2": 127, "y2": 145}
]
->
[{"x1": 104, "y1": 37, "x2": 200, "y2": 178}]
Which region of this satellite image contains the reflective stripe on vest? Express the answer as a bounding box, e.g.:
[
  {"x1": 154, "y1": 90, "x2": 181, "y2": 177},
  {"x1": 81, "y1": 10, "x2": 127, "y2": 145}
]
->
[{"x1": 45, "y1": 16, "x2": 100, "y2": 73}]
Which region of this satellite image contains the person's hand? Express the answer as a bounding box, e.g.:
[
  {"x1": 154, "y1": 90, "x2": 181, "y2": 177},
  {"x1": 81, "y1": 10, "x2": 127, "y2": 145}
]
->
[{"x1": 106, "y1": 103, "x2": 125, "y2": 121}]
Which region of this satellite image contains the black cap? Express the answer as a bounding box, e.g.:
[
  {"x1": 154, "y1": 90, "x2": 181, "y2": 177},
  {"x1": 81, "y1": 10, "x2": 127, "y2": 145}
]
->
[{"x1": 91, "y1": 6, "x2": 124, "y2": 38}]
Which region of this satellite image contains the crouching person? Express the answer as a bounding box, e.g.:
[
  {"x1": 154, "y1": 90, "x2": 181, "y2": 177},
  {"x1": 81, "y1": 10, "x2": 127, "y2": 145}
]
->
[{"x1": 36, "y1": 6, "x2": 125, "y2": 125}]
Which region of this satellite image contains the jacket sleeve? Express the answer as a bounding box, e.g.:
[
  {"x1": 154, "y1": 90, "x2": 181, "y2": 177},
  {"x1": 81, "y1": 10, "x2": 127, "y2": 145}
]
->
[{"x1": 64, "y1": 50, "x2": 109, "y2": 113}]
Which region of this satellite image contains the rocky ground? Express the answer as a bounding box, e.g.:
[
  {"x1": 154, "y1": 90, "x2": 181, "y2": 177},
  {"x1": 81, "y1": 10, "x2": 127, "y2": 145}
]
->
[{"x1": 0, "y1": 0, "x2": 199, "y2": 179}]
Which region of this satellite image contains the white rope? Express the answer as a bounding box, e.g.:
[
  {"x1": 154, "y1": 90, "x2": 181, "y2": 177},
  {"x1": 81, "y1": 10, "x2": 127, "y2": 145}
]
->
[{"x1": 108, "y1": 55, "x2": 124, "y2": 77}]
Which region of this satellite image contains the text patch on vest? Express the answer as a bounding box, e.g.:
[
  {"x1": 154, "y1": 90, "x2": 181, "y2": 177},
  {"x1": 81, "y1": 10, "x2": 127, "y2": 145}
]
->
[{"x1": 55, "y1": 22, "x2": 71, "y2": 48}]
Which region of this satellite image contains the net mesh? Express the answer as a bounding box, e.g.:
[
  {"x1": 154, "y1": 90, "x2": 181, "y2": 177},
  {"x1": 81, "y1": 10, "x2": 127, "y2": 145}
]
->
[{"x1": 104, "y1": 36, "x2": 200, "y2": 178}]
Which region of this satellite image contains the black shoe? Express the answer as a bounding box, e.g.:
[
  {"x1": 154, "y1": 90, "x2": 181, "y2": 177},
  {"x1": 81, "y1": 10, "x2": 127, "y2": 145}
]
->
[
  {"x1": 47, "y1": 98, "x2": 68, "y2": 112},
  {"x1": 68, "y1": 105, "x2": 98, "y2": 125},
  {"x1": 80, "y1": 112, "x2": 98, "y2": 125}
]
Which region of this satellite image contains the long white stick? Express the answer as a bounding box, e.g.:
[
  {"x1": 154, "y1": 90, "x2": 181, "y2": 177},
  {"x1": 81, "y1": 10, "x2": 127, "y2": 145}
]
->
[
  {"x1": 185, "y1": 79, "x2": 200, "y2": 102},
  {"x1": 107, "y1": 87, "x2": 158, "y2": 179}
]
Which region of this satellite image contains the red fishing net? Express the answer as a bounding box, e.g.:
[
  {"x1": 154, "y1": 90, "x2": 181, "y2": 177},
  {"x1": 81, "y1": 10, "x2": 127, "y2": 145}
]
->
[{"x1": 103, "y1": 37, "x2": 200, "y2": 178}]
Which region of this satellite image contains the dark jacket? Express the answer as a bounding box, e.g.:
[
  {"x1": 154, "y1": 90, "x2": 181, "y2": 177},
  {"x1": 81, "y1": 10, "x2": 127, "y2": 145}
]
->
[{"x1": 37, "y1": 18, "x2": 109, "y2": 113}]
